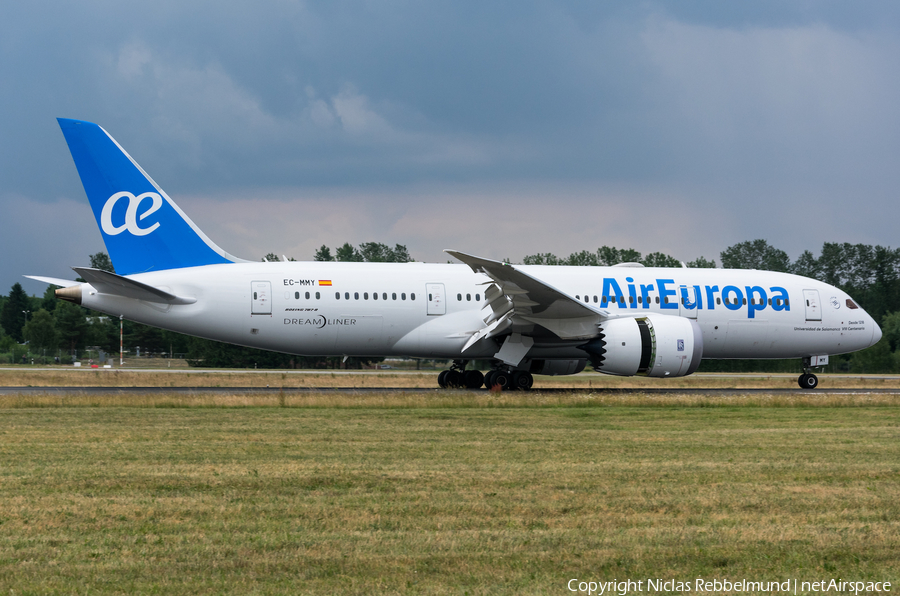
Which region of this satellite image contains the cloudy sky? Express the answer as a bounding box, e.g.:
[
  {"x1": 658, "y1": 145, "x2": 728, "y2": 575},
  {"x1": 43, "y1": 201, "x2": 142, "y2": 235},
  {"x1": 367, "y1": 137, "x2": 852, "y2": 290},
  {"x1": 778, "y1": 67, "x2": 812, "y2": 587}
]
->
[{"x1": 2, "y1": 1, "x2": 899, "y2": 295}]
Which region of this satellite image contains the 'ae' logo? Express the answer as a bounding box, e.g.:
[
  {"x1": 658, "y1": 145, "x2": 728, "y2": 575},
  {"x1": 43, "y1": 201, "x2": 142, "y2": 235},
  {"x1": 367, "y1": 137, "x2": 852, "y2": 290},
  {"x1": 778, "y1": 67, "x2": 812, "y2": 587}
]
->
[{"x1": 101, "y1": 192, "x2": 163, "y2": 236}]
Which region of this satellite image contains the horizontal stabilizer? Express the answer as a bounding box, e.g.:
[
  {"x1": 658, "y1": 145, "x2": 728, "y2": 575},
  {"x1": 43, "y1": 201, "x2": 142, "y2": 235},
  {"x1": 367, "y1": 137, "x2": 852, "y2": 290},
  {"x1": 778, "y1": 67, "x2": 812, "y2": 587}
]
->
[
  {"x1": 24, "y1": 275, "x2": 79, "y2": 287},
  {"x1": 72, "y1": 267, "x2": 196, "y2": 305}
]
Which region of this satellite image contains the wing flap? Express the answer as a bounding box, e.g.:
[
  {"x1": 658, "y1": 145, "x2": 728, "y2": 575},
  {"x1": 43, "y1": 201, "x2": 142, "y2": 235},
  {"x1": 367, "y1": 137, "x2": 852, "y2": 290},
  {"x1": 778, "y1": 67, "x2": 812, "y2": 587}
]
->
[{"x1": 446, "y1": 250, "x2": 604, "y2": 340}]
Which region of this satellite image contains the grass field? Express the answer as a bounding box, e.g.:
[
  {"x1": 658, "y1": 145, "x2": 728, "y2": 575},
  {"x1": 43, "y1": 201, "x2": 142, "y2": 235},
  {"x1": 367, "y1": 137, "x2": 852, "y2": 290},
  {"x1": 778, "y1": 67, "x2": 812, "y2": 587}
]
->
[{"x1": 1, "y1": 390, "x2": 898, "y2": 594}]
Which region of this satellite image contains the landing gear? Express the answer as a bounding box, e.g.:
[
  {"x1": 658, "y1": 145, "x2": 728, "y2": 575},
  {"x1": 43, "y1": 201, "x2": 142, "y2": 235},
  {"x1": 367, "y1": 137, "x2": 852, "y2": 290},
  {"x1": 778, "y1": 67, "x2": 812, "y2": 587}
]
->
[
  {"x1": 798, "y1": 373, "x2": 818, "y2": 389},
  {"x1": 464, "y1": 370, "x2": 485, "y2": 389},
  {"x1": 484, "y1": 369, "x2": 510, "y2": 390},
  {"x1": 512, "y1": 371, "x2": 534, "y2": 390},
  {"x1": 438, "y1": 369, "x2": 464, "y2": 388},
  {"x1": 438, "y1": 362, "x2": 534, "y2": 390},
  {"x1": 438, "y1": 361, "x2": 485, "y2": 389},
  {"x1": 484, "y1": 369, "x2": 532, "y2": 390},
  {"x1": 798, "y1": 357, "x2": 819, "y2": 389}
]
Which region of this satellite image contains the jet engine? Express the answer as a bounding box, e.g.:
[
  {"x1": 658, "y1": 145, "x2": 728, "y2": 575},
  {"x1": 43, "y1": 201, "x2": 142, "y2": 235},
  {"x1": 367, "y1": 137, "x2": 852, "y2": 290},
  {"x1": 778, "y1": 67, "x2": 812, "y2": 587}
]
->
[{"x1": 579, "y1": 314, "x2": 703, "y2": 378}]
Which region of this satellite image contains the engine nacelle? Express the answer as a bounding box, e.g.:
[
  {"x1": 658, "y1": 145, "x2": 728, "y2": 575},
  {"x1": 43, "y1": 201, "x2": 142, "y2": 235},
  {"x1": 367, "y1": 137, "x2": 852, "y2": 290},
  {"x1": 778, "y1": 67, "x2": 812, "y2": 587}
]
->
[
  {"x1": 579, "y1": 314, "x2": 703, "y2": 378},
  {"x1": 528, "y1": 359, "x2": 587, "y2": 376}
]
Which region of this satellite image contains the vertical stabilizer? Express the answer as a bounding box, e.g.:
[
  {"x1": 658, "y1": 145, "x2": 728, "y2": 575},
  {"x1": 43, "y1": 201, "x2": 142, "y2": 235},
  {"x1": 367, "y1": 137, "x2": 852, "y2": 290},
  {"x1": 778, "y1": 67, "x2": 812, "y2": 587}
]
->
[{"x1": 57, "y1": 118, "x2": 243, "y2": 274}]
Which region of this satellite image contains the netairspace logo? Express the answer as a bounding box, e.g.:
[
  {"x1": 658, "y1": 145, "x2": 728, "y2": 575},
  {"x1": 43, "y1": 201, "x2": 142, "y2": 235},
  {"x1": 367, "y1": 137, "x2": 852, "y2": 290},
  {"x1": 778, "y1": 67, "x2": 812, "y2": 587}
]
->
[
  {"x1": 101, "y1": 192, "x2": 163, "y2": 236},
  {"x1": 567, "y1": 578, "x2": 892, "y2": 594}
]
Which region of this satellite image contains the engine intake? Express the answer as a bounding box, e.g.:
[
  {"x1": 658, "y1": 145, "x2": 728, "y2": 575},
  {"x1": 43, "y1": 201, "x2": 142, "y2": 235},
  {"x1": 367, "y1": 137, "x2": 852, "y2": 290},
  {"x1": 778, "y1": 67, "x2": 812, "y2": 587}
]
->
[{"x1": 579, "y1": 314, "x2": 703, "y2": 378}]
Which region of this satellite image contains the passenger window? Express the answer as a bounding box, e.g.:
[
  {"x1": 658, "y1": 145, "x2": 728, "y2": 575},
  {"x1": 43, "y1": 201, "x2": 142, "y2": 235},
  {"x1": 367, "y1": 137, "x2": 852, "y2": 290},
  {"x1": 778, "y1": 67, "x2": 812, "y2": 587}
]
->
[
  {"x1": 336, "y1": 292, "x2": 340, "y2": 299},
  {"x1": 476, "y1": 294, "x2": 480, "y2": 301},
  {"x1": 373, "y1": 292, "x2": 377, "y2": 300},
  {"x1": 655, "y1": 296, "x2": 659, "y2": 304},
  {"x1": 630, "y1": 296, "x2": 635, "y2": 304},
  {"x1": 593, "y1": 296, "x2": 598, "y2": 303},
  {"x1": 305, "y1": 292, "x2": 310, "y2": 299},
  {"x1": 392, "y1": 293, "x2": 397, "y2": 300},
  {"x1": 345, "y1": 292, "x2": 350, "y2": 300},
  {"x1": 576, "y1": 295, "x2": 580, "y2": 300},
  {"x1": 253, "y1": 292, "x2": 258, "y2": 300},
  {"x1": 411, "y1": 293, "x2": 416, "y2": 300},
  {"x1": 716, "y1": 297, "x2": 721, "y2": 305},
  {"x1": 315, "y1": 292, "x2": 320, "y2": 299},
  {"x1": 354, "y1": 292, "x2": 359, "y2": 300},
  {"x1": 383, "y1": 293, "x2": 387, "y2": 300},
  {"x1": 457, "y1": 293, "x2": 462, "y2": 301},
  {"x1": 466, "y1": 294, "x2": 471, "y2": 301},
  {"x1": 295, "y1": 292, "x2": 300, "y2": 299},
  {"x1": 402, "y1": 293, "x2": 406, "y2": 300}
]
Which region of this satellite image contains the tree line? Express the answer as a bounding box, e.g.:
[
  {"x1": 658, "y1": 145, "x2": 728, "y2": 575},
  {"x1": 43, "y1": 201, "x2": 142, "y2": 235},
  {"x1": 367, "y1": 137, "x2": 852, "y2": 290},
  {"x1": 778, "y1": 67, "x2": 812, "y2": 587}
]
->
[{"x1": 2, "y1": 239, "x2": 898, "y2": 372}]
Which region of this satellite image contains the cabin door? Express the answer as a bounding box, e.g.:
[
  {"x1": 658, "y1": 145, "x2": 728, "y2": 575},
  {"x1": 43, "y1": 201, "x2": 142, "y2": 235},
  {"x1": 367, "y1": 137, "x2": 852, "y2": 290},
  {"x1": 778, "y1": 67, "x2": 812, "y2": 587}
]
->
[
  {"x1": 251, "y1": 281, "x2": 272, "y2": 315},
  {"x1": 803, "y1": 289, "x2": 821, "y2": 322},
  {"x1": 426, "y1": 283, "x2": 446, "y2": 315},
  {"x1": 678, "y1": 285, "x2": 699, "y2": 319}
]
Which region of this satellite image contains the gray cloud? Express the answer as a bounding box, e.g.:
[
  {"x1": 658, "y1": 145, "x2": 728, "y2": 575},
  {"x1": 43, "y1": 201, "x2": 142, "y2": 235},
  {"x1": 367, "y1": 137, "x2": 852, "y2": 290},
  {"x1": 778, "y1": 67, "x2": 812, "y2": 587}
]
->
[{"x1": 2, "y1": 1, "x2": 900, "y2": 295}]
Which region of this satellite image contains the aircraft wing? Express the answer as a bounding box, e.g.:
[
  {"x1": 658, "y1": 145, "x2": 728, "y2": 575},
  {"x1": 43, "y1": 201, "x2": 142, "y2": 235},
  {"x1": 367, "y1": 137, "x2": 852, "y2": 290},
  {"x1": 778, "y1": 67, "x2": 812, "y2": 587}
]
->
[{"x1": 446, "y1": 251, "x2": 606, "y2": 360}]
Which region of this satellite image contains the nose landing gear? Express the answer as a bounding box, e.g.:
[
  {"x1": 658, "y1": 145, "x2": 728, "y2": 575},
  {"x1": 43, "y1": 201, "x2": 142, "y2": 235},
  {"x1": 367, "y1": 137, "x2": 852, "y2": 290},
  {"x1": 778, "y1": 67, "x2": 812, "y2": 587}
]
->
[
  {"x1": 798, "y1": 373, "x2": 818, "y2": 389},
  {"x1": 798, "y1": 356, "x2": 820, "y2": 389}
]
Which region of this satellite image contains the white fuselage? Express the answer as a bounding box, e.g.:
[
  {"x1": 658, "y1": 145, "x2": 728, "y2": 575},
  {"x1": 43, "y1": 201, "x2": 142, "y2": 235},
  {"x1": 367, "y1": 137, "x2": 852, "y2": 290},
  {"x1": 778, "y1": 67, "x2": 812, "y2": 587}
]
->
[{"x1": 77, "y1": 262, "x2": 879, "y2": 362}]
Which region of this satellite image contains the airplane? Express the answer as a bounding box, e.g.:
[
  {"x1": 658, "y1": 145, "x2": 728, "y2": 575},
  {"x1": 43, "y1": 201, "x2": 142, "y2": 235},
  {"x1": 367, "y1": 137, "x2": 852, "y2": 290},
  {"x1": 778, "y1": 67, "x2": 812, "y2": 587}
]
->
[{"x1": 27, "y1": 118, "x2": 883, "y2": 390}]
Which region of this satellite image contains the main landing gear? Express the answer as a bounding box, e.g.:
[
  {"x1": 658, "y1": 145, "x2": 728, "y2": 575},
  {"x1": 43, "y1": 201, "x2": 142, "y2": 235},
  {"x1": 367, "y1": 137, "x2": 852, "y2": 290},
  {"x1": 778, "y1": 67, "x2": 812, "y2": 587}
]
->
[
  {"x1": 798, "y1": 356, "x2": 819, "y2": 389},
  {"x1": 437, "y1": 361, "x2": 534, "y2": 390},
  {"x1": 437, "y1": 361, "x2": 485, "y2": 389},
  {"x1": 484, "y1": 369, "x2": 533, "y2": 390}
]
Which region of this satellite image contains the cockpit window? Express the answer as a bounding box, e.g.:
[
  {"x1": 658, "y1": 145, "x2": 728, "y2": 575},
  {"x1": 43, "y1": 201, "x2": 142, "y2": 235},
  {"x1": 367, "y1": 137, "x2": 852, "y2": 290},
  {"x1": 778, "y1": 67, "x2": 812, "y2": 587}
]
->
[{"x1": 846, "y1": 298, "x2": 859, "y2": 309}]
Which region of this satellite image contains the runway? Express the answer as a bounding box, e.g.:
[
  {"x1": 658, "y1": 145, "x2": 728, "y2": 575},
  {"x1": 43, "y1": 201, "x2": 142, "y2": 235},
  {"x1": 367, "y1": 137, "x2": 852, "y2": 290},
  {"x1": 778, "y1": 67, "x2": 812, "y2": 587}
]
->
[{"x1": 2, "y1": 386, "x2": 900, "y2": 396}]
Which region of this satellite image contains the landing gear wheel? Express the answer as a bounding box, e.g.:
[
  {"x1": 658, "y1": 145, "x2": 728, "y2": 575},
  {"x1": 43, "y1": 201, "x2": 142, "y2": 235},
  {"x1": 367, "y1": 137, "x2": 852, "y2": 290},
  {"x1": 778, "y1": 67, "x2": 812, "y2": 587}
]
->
[
  {"x1": 798, "y1": 373, "x2": 818, "y2": 389},
  {"x1": 491, "y1": 371, "x2": 511, "y2": 390},
  {"x1": 445, "y1": 370, "x2": 464, "y2": 388},
  {"x1": 484, "y1": 370, "x2": 497, "y2": 389},
  {"x1": 464, "y1": 370, "x2": 484, "y2": 389},
  {"x1": 512, "y1": 371, "x2": 534, "y2": 390},
  {"x1": 437, "y1": 370, "x2": 449, "y2": 389}
]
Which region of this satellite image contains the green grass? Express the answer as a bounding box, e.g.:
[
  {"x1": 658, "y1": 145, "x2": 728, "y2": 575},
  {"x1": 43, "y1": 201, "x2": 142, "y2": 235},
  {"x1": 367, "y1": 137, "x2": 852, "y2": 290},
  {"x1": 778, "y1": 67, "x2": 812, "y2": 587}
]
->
[{"x1": 1, "y1": 400, "x2": 898, "y2": 594}]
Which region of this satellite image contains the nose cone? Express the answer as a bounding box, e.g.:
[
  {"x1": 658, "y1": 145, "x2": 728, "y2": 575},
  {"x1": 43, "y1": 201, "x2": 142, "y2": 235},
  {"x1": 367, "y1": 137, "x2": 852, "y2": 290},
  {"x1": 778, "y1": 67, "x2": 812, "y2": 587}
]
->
[{"x1": 871, "y1": 320, "x2": 883, "y2": 346}]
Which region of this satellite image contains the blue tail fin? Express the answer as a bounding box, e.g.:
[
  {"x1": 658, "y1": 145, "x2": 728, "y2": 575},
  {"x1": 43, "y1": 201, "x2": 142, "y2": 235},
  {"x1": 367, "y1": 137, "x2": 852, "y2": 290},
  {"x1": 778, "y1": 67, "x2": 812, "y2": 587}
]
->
[{"x1": 57, "y1": 118, "x2": 243, "y2": 275}]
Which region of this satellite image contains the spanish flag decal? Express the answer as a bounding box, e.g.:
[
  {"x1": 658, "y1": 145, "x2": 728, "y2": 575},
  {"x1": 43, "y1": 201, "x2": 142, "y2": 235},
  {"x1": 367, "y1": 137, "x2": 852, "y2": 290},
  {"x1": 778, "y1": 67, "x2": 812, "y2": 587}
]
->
[{"x1": 318, "y1": 280, "x2": 332, "y2": 286}]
